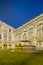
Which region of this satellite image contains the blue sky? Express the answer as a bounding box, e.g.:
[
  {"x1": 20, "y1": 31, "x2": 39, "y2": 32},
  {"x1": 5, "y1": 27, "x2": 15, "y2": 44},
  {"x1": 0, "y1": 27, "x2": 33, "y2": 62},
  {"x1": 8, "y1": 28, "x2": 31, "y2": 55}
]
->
[{"x1": 0, "y1": 0, "x2": 43, "y2": 28}]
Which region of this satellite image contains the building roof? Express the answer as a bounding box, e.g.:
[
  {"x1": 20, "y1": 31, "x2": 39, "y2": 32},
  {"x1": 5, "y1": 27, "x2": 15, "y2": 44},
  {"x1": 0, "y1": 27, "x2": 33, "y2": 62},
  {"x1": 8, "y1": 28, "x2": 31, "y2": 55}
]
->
[
  {"x1": 0, "y1": 20, "x2": 16, "y2": 31},
  {"x1": 17, "y1": 13, "x2": 43, "y2": 30},
  {"x1": 0, "y1": 13, "x2": 43, "y2": 31}
]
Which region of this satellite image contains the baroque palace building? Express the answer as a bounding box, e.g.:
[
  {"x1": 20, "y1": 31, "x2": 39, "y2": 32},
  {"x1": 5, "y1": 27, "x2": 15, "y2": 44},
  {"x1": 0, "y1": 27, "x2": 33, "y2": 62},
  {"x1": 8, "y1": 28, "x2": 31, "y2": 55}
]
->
[
  {"x1": 15, "y1": 14, "x2": 43, "y2": 50},
  {"x1": 0, "y1": 13, "x2": 43, "y2": 50}
]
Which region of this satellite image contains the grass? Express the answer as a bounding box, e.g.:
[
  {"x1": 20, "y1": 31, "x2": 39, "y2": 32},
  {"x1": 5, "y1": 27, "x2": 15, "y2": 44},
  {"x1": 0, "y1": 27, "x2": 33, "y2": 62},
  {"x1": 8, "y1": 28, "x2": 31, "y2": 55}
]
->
[{"x1": 0, "y1": 50, "x2": 43, "y2": 65}]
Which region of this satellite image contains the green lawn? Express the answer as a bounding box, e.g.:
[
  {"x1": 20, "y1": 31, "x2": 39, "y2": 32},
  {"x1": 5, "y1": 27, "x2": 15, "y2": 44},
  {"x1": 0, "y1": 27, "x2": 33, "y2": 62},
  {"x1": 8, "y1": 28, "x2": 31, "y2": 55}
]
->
[{"x1": 0, "y1": 50, "x2": 43, "y2": 65}]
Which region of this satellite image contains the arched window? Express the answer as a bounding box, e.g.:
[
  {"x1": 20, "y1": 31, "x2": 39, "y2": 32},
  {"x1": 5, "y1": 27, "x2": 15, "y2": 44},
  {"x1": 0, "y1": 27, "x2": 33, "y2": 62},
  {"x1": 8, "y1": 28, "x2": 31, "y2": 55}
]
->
[
  {"x1": 29, "y1": 28, "x2": 33, "y2": 38},
  {"x1": 37, "y1": 27, "x2": 41, "y2": 35},
  {"x1": 37, "y1": 23, "x2": 43, "y2": 35},
  {"x1": 17, "y1": 33, "x2": 21, "y2": 41},
  {"x1": 39, "y1": 28, "x2": 41, "y2": 35},
  {"x1": 23, "y1": 33, "x2": 27, "y2": 40}
]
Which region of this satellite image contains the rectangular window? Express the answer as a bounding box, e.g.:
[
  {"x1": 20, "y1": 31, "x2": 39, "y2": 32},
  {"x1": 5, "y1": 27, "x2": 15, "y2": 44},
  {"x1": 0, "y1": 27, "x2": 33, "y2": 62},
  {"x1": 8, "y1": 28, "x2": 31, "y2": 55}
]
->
[
  {"x1": 0, "y1": 25, "x2": 1, "y2": 28},
  {"x1": 3, "y1": 34, "x2": 7, "y2": 40},
  {"x1": 0, "y1": 34, "x2": 1, "y2": 39},
  {"x1": 9, "y1": 37, "x2": 12, "y2": 41},
  {"x1": 37, "y1": 27, "x2": 41, "y2": 35},
  {"x1": 9, "y1": 29, "x2": 11, "y2": 32},
  {"x1": 29, "y1": 28, "x2": 33, "y2": 38}
]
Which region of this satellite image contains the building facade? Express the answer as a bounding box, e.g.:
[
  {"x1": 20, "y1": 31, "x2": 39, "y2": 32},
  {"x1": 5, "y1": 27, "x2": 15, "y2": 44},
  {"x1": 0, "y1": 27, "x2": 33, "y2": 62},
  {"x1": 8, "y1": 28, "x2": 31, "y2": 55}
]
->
[
  {"x1": 0, "y1": 14, "x2": 43, "y2": 50},
  {"x1": 0, "y1": 21, "x2": 16, "y2": 49},
  {"x1": 15, "y1": 14, "x2": 43, "y2": 50}
]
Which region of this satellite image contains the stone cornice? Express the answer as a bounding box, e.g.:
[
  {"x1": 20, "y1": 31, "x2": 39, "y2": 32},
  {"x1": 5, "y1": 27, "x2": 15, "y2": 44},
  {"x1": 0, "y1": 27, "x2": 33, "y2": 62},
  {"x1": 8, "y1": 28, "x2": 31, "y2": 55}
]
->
[
  {"x1": 17, "y1": 13, "x2": 43, "y2": 30},
  {"x1": 0, "y1": 20, "x2": 16, "y2": 31}
]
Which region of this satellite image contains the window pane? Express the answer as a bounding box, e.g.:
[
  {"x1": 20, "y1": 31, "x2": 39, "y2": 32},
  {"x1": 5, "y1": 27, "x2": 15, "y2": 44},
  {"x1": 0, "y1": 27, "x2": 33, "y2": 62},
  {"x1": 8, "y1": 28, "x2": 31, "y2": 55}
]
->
[
  {"x1": 9, "y1": 29, "x2": 11, "y2": 32},
  {"x1": 0, "y1": 34, "x2": 1, "y2": 39}
]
